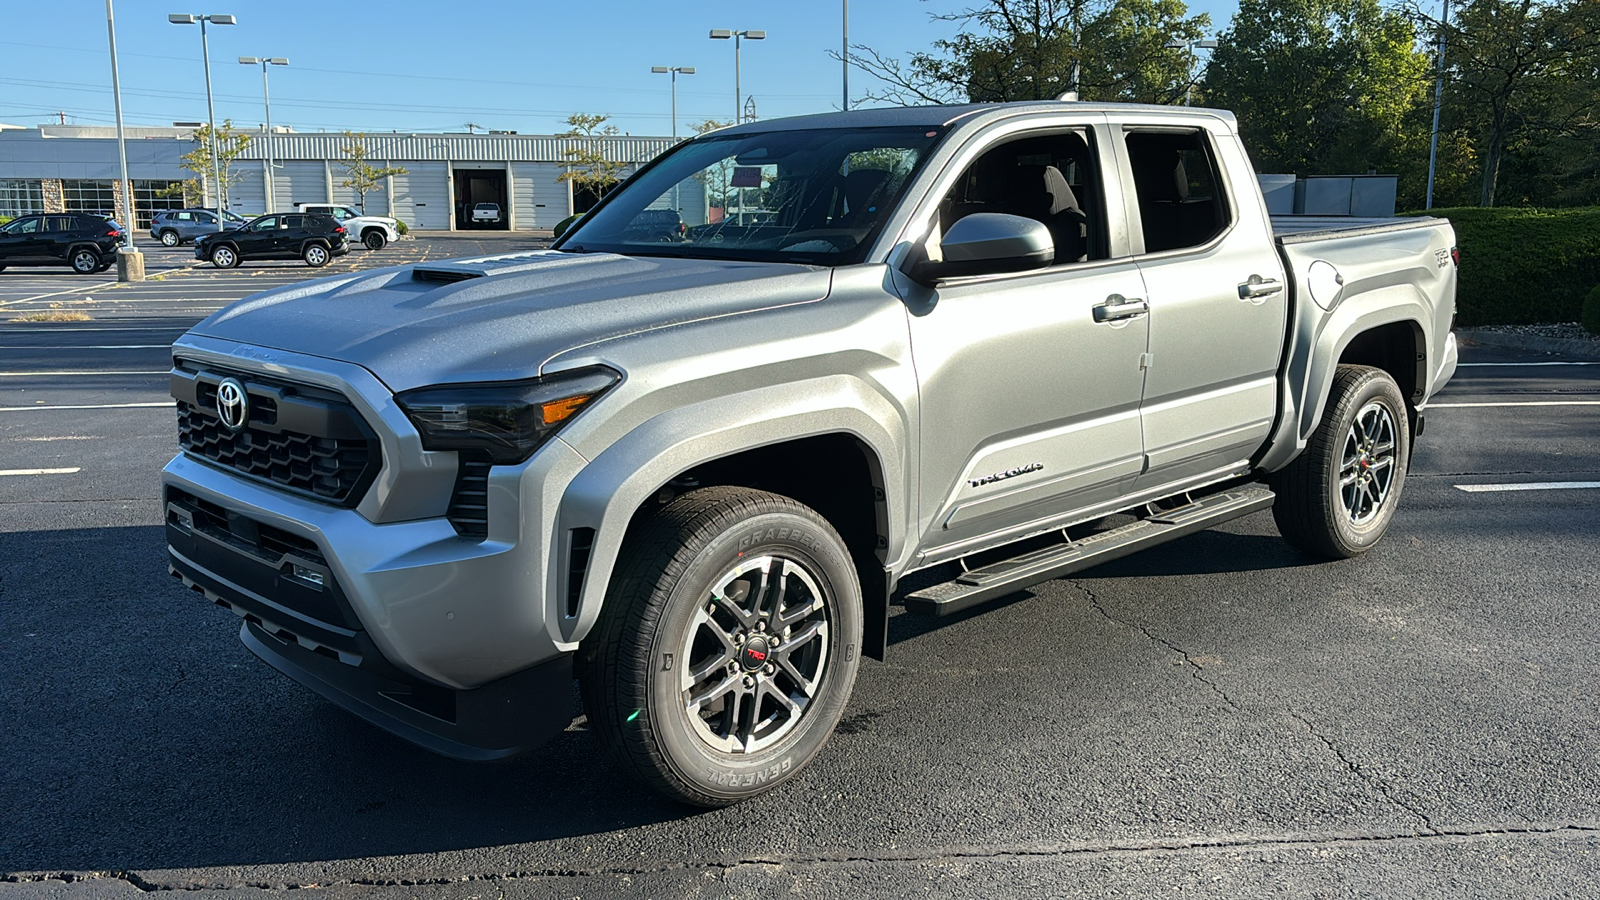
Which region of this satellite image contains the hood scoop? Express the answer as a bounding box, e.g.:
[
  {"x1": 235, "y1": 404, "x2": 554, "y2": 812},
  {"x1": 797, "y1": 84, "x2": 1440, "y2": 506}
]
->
[{"x1": 410, "y1": 250, "x2": 609, "y2": 285}]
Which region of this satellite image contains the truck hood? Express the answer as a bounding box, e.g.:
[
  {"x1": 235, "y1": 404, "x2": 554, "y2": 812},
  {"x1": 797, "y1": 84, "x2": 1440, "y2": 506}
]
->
[{"x1": 184, "y1": 250, "x2": 832, "y2": 392}]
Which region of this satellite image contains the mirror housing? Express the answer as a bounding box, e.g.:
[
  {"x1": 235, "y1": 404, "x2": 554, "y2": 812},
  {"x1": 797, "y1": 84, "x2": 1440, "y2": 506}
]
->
[{"x1": 909, "y1": 213, "x2": 1055, "y2": 286}]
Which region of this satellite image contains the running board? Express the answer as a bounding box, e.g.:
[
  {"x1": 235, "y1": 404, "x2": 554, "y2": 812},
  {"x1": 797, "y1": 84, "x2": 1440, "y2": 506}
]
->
[{"x1": 904, "y1": 485, "x2": 1276, "y2": 616}]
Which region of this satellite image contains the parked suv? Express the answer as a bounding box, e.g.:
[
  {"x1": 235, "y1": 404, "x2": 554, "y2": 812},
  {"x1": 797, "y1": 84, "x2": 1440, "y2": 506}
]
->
[
  {"x1": 623, "y1": 208, "x2": 686, "y2": 242},
  {"x1": 194, "y1": 213, "x2": 347, "y2": 268},
  {"x1": 295, "y1": 203, "x2": 401, "y2": 251},
  {"x1": 0, "y1": 214, "x2": 123, "y2": 274},
  {"x1": 151, "y1": 208, "x2": 248, "y2": 246}
]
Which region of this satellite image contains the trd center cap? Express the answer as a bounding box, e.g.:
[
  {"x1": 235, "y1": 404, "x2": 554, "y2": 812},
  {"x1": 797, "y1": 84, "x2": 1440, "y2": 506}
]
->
[{"x1": 740, "y1": 635, "x2": 773, "y2": 672}]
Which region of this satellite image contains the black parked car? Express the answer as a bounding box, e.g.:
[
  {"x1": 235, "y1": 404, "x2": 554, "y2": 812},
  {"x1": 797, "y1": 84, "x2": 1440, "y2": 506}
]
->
[
  {"x1": 194, "y1": 213, "x2": 348, "y2": 268},
  {"x1": 0, "y1": 214, "x2": 123, "y2": 274}
]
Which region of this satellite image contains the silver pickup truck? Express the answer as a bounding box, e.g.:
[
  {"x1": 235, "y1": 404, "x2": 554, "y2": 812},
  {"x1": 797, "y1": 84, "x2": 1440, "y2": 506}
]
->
[{"x1": 163, "y1": 101, "x2": 1457, "y2": 807}]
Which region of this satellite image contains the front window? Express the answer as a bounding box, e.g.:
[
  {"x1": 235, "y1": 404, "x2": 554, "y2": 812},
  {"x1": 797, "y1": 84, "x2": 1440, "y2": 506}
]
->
[
  {"x1": 250, "y1": 216, "x2": 279, "y2": 231},
  {"x1": 556, "y1": 125, "x2": 944, "y2": 265},
  {"x1": 2, "y1": 217, "x2": 40, "y2": 234}
]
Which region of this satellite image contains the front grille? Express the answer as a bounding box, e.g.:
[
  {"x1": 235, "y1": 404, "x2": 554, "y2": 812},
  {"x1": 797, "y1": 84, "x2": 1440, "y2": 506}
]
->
[
  {"x1": 172, "y1": 361, "x2": 381, "y2": 507},
  {"x1": 447, "y1": 452, "x2": 492, "y2": 539}
]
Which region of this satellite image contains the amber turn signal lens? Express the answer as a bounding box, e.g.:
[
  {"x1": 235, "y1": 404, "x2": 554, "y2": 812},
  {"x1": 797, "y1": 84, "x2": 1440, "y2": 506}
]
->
[{"x1": 541, "y1": 394, "x2": 593, "y2": 425}]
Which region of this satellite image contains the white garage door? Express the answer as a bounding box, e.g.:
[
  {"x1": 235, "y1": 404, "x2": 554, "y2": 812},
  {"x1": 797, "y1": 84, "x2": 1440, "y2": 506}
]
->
[
  {"x1": 390, "y1": 163, "x2": 448, "y2": 231},
  {"x1": 512, "y1": 163, "x2": 568, "y2": 230},
  {"x1": 227, "y1": 164, "x2": 267, "y2": 218},
  {"x1": 274, "y1": 162, "x2": 328, "y2": 211}
]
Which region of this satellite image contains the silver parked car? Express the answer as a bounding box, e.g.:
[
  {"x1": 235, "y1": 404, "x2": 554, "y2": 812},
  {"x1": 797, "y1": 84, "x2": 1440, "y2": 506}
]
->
[{"x1": 150, "y1": 208, "x2": 248, "y2": 246}]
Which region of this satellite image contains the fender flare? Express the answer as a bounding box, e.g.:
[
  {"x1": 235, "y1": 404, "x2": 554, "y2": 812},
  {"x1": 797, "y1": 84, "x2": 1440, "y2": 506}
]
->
[{"x1": 549, "y1": 375, "x2": 910, "y2": 648}]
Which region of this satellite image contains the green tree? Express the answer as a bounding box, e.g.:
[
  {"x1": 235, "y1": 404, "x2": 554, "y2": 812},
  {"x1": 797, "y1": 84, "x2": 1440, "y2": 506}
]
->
[
  {"x1": 337, "y1": 132, "x2": 408, "y2": 214},
  {"x1": 1204, "y1": 0, "x2": 1432, "y2": 190},
  {"x1": 158, "y1": 120, "x2": 253, "y2": 210},
  {"x1": 557, "y1": 113, "x2": 627, "y2": 211},
  {"x1": 841, "y1": 0, "x2": 1209, "y2": 105},
  {"x1": 1410, "y1": 0, "x2": 1600, "y2": 207}
]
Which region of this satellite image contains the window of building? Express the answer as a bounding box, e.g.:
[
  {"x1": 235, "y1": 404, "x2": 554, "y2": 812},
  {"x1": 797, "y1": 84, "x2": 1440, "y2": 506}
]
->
[
  {"x1": 1123, "y1": 129, "x2": 1232, "y2": 254},
  {"x1": 133, "y1": 180, "x2": 185, "y2": 229},
  {"x1": 0, "y1": 179, "x2": 44, "y2": 219},
  {"x1": 61, "y1": 179, "x2": 117, "y2": 218}
]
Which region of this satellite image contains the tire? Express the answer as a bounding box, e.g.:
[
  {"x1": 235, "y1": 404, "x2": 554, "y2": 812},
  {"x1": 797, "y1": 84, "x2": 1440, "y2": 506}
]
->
[
  {"x1": 578, "y1": 487, "x2": 863, "y2": 807},
  {"x1": 209, "y1": 245, "x2": 239, "y2": 269},
  {"x1": 1272, "y1": 365, "x2": 1410, "y2": 559},
  {"x1": 70, "y1": 248, "x2": 101, "y2": 274},
  {"x1": 302, "y1": 243, "x2": 330, "y2": 267},
  {"x1": 159, "y1": 230, "x2": 179, "y2": 247},
  {"x1": 362, "y1": 230, "x2": 386, "y2": 251}
]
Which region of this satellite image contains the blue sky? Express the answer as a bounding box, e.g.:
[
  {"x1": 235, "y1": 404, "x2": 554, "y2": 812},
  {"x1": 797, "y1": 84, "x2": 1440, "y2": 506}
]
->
[{"x1": 0, "y1": 0, "x2": 1239, "y2": 137}]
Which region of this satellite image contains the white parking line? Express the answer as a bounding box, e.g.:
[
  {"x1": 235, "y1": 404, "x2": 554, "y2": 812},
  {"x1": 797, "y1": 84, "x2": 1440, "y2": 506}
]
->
[
  {"x1": 1455, "y1": 482, "x2": 1600, "y2": 493},
  {"x1": 0, "y1": 467, "x2": 82, "y2": 476},
  {"x1": 0, "y1": 284, "x2": 113, "y2": 308},
  {"x1": 0, "y1": 401, "x2": 174, "y2": 412},
  {"x1": 1430, "y1": 400, "x2": 1600, "y2": 408},
  {"x1": 0, "y1": 370, "x2": 166, "y2": 376},
  {"x1": 0, "y1": 345, "x2": 167, "y2": 350}
]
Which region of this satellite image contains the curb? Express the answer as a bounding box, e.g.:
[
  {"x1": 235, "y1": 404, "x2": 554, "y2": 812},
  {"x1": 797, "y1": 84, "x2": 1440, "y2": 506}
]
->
[{"x1": 1457, "y1": 329, "x2": 1600, "y2": 361}]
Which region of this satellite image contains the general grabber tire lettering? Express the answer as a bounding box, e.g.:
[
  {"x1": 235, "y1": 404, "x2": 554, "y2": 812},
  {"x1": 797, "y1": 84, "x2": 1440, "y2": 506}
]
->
[
  {"x1": 1272, "y1": 364, "x2": 1411, "y2": 559},
  {"x1": 577, "y1": 487, "x2": 863, "y2": 807}
]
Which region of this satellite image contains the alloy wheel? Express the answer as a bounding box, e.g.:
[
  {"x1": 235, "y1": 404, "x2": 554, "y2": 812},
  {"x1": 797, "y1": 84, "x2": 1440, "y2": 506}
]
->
[
  {"x1": 1339, "y1": 400, "x2": 1397, "y2": 526},
  {"x1": 679, "y1": 554, "x2": 831, "y2": 754}
]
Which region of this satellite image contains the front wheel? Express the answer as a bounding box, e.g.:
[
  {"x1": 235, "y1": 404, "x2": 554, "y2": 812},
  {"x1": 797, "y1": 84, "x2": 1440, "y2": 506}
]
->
[
  {"x1": 362, "y1": 230, "x2": 386, "y2": 251},
  {"x1": 302, "y1": 243, "x2": 329, "y2": 267},
  {"x1": 209, "y1": 245, "x2": 239, "y2": 268},
  {"x1": 159, "y1": 230, "x2": 179, "y2": 247},
  {"x1": 578, "y1": 487, "x2": 863, "y2": 807},
  {"x1": 1272, "y1": 365, "x2": 1410, "y2": 558}
]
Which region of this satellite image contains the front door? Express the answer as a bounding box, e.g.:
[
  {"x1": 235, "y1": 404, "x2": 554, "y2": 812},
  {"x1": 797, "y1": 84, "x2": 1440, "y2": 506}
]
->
[
  {"x1": 0, "y1": 216, "x2": 46, "y2": 263},
  {"x1": 907, "y1": 123, "x2": 1149, "y2": 560}
]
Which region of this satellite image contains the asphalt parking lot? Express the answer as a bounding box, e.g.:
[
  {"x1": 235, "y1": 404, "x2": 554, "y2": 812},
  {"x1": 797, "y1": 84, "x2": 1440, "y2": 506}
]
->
[{"x1": 2, "y1": 246, "x2": 1598, "y2": 898}]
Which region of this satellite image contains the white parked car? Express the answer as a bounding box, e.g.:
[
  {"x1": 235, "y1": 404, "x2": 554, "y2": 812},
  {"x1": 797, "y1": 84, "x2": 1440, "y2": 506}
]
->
[
  {"x1": 295, "y1": 203, "x2": 402, "y2": 250},
  {"x1": 471, "y1": 202, "x2": 501, "y2": 225}
]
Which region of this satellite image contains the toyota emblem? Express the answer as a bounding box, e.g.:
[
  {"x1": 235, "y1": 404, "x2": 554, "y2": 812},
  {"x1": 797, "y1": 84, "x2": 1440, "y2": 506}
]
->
[{"x1": 215, "y1": 378, "x2": 249, "y2": 432}]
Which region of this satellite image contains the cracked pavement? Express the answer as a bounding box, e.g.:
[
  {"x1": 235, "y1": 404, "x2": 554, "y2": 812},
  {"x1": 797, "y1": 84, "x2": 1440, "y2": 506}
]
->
[{"x1": 3, "y1": 329, "x2": 1598, "y2": 898}]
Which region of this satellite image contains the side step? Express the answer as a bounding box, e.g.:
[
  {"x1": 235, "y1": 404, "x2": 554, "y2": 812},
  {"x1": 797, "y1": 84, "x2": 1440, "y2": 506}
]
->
[{"x1": 904, "y1": 484, "x2": 1276, "y2": 617}]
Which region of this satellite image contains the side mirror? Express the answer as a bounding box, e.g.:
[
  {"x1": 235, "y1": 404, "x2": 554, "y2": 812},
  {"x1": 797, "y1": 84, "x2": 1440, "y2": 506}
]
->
[{"x1": 909, "y1": 213, "x2": 1054, "y2": 287}]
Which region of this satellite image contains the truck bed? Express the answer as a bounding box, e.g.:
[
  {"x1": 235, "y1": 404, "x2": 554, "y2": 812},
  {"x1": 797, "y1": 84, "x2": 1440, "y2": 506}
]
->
[{"x1": 1270, "y1": 215, "x2": 1441, "y2": 244}]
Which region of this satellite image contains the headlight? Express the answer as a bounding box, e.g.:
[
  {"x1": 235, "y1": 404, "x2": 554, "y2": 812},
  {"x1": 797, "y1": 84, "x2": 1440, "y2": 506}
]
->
[{"x1": 394, "y1": 367, "x2": 619, "y2": 464}]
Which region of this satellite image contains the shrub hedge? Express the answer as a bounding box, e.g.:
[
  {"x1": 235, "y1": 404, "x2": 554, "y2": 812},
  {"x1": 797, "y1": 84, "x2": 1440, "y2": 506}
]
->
[
  {"x1": 1406, "y1": 206, "x2": 1600, "y2": 326},
  {"x1": 552, "y1": 213, "x2": 582, "y2": 239}
]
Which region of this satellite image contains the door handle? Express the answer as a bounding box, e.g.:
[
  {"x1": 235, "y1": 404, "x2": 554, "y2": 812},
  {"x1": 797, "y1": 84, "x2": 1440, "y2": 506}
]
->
[
  {"x1": 1093, "y1": 295, "x2": 1149, "y2": 323},
  {"x1": 1238, "y1": 276, "x2": 1283, "y2": 300}
]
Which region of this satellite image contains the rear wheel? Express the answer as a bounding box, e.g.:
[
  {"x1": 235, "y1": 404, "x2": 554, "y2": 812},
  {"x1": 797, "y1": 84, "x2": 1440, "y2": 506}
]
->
[
  {"x1": 578, "y1": 487, "x2": 863, "y2": 807},
  {"x1": 209, "y1": 245, "x2": 239, "y2": 268},
  {"x1": 159, "y1": 230, "x2": 179, "y2": 247},
  {"x1": 302, "y1": 243, "x2": 330, "y2": 267},
  {"x1": 70, "y1": 248, "x2": 101, "y2": 274},
  {"x1": 1272, "y1": 365, "x2": 1410, "y2": 558},
  {"x1": 362, "y1": 230, "x2": 386, "y2": 251}
]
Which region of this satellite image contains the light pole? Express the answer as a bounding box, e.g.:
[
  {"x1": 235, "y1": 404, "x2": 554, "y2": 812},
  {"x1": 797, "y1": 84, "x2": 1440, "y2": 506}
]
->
[
  {"x1": 168, "y1": 12, "x2": 235, "y2": 229},
  {"x1": 1165, "y1": 38, "x2": 1219, "y2": 105},
  {"x1": 1425, "y1": 0, "x2": 1450, "y2": 209},
  {"x1": 650, "y1": 66, "x2": 695, "y2": 140},
  {"x1": 105, "y1": 0, "x2": 142, "y2": 280},
  {"x1": 709, "y1": 29, "x2": 765, "y2": 123},
  {"x1": 239, "y1": 56, "x2": 287, "y2": 211},
  {"x1": 842, "y1": 0, "x2": 849, "y2": 111}
]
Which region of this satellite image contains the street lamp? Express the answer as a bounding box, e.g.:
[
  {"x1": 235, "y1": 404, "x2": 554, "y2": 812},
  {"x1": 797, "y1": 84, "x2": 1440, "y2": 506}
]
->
[
  {"x1": 168, "y1": 12, "x2": 236, "y2": 229},
  {"x1": 1425, "y1": 0, "x2": 1451, "y2": 209},
  {"x1": 239, "y1": 56, "x2": 287, "y2": 211},
  {"x1": 709, "y1": 29, "x2": 765, "y2": 123},
  {"x1": 1166, "y1": 37, "x2": 1218, "y2": 106},
  {"x1": 650, "y1": 66, "x2": 695, "y2": 140},
  {"x1": 105, "y1": 0, "x2": 142, "y2": 280}
]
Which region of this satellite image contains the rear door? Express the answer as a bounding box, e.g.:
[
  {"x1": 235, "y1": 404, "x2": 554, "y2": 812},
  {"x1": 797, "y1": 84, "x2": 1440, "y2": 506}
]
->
[
  {"x1": 1109, "y1": 116, "x2": 1288, "y2": 490},
  {"x1": 43, "y1": 216, "x2": 82, "y2": 260}
]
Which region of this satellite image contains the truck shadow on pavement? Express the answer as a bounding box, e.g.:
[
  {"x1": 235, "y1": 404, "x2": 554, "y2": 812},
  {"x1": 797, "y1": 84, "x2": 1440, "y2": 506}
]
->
[{"x1": 0, "y1": 525, "x2": 693, "y2": 875}]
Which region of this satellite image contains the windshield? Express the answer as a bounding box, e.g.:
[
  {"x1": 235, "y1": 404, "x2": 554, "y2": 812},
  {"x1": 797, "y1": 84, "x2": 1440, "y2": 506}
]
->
[{"x1": 557, "y1": 125, "x2": 943, "y2": 265}]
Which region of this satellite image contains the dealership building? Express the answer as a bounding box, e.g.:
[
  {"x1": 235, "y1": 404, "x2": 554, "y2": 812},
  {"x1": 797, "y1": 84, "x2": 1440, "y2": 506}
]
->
[{"x1": 0, "y1": 124, "x2": 677, "y2": 231}]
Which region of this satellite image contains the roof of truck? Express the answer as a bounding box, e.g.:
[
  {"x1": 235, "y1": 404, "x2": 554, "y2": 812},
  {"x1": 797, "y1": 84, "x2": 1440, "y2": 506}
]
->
[{"x1": 711, "y1": 101, "x2": 1237, "y2": 137}]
